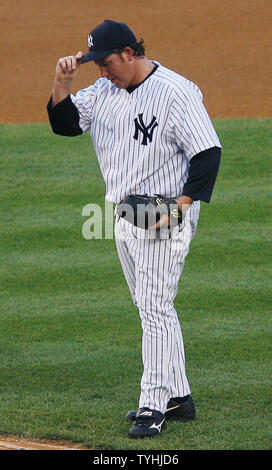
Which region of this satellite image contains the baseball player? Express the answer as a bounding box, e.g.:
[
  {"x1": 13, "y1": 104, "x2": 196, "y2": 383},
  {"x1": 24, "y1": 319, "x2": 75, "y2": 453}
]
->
[{"x1": 47, "y1": 19, "x2": 222, "y2": 439}]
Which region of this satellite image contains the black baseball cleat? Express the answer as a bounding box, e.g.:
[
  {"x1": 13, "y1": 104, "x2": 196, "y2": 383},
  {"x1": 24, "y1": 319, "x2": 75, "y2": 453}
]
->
[
  {"x1": 128, "y1": 408, "x2": 166, "y2": 438},
  {"x1": 126, "y1": 395, "x2": 196, "y2": 424},
  {"x1": 165, "y1": 395, "x2": 196, "y2": 421}
]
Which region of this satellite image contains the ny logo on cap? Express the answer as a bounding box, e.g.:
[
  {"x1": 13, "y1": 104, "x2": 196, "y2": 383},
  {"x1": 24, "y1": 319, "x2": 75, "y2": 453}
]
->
[
  {"x1": 88, "y1": 34, "x2": 94, "y2": 48},
  {"x1": 133, "y1": 113, "x2": 158, "y2": 146}
]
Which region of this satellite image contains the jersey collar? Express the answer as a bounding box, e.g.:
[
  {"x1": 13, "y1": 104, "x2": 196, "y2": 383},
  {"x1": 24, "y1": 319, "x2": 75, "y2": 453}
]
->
[{"x1": 126, "y1": 61, "x2": 159, "y2": 94}]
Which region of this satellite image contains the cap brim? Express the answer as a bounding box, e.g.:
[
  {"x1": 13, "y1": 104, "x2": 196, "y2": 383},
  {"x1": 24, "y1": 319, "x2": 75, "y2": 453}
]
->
[{"x1": 80, "y1": 50, "x2": 113, "y2": 63}]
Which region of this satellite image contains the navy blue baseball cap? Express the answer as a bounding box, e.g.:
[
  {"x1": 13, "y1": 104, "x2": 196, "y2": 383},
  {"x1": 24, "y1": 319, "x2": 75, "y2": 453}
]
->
[{"x1": 80, "y1": 19, "x2": 137, "y2": 63}]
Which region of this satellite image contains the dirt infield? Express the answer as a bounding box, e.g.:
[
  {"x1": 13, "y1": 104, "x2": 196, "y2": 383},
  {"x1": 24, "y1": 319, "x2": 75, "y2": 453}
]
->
[
  {"x1": 0, "y1": 0, "x2": 271, "y2": 123},
  {"x1": 0, "y1": 434, "x2": 89, "y2": 451}
]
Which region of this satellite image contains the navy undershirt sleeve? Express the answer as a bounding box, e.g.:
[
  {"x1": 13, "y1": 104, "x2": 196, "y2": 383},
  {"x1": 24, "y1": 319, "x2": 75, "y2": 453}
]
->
[
  {"x1": 182, "y1": 147, "x2": 221, "y2": 203},
  {"x1": 47, "y1": 95, "x2": 83, "y2": 136}
]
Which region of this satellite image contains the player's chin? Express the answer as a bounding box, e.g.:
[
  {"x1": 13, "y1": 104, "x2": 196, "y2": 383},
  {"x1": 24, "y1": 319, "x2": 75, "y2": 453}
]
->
[{"x1": 110, "y1": 78, "x2": 125, "y2": 89}]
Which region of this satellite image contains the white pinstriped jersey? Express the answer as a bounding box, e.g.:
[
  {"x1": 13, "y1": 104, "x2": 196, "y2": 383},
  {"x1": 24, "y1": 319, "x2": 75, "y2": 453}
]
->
[{"x1": 71, "y1": 61, "x2": 221, "y2": 204}]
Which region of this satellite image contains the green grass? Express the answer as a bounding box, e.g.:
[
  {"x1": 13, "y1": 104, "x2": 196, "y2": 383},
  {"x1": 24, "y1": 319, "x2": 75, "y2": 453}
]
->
[{"x1": 0, "y1": 119, "x2": 271, "y2": 450}]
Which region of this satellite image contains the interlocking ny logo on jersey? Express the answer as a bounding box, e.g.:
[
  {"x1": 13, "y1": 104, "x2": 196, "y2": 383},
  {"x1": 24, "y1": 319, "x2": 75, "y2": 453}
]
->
[{"x1": 133, "y1": 113, "x2": 158, "y2": 145}]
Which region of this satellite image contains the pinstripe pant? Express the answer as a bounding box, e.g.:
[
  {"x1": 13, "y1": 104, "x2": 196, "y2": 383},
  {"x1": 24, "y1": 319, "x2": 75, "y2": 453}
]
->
[{"x1": 114, "y1": 201, "x2": 200, "y2": 414}]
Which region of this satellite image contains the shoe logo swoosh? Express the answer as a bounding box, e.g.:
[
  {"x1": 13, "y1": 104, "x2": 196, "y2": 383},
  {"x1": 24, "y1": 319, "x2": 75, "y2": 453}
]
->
[
  {"x1": 140, "y1": 411, "x2": 153, "y2": 417},
  {"x1": 149, "y1": 419, "x2": 165, "y2": 432},
  {"x1": 166, "y1": 404, "x2": 180, "y2": 412}
]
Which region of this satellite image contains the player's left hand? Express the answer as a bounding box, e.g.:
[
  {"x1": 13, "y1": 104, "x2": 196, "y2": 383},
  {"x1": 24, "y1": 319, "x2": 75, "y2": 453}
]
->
[
  {"x1": 148, "y1": 212, "x2": 171, "y2": 230},
  {"x1": 148, "y1": 195, "x2": 193, "y2": 230}
]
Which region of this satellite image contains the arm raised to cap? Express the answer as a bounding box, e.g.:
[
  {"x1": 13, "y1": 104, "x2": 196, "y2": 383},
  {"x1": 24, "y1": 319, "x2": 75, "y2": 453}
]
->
[{"x1": 51, "y1": 51, "x2": 84, "y2": 107}]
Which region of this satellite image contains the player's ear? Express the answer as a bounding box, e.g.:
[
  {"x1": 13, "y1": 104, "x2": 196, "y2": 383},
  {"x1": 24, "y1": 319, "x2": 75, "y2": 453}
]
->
[{"x1": 121, "y1": 47, "x2": 134, "y2": 62}]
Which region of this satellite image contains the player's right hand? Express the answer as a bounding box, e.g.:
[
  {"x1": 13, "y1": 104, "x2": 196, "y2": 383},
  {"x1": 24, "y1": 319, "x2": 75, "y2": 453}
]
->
[{"x1": 55, "y1": 51, "x2": 84, "y2": 82}]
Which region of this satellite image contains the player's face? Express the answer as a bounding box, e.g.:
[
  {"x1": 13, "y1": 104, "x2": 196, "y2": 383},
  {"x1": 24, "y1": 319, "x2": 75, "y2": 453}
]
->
[{"x1": 95, "y1": 53, "x2": 135, "y2": 89}]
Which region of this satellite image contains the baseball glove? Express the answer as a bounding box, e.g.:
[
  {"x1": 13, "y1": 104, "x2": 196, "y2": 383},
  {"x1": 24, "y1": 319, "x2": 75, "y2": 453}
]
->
[{"x1": 116, "y1": 194, "x2": 182, "y2": 230}]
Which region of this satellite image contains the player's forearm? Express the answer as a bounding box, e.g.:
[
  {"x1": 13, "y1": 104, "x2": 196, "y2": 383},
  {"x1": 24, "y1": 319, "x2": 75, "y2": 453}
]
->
[{"x1": 51, "y1": 78, "x2": 73, "y2": 107}]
